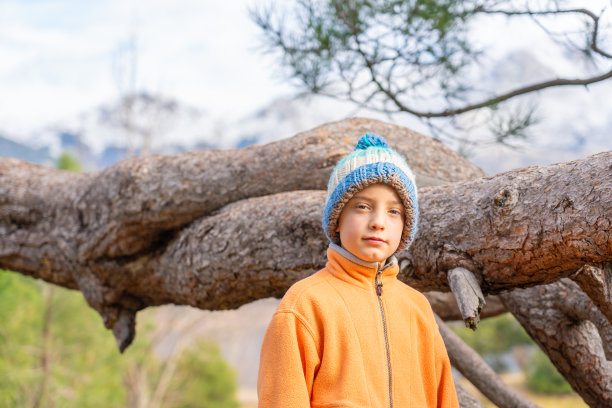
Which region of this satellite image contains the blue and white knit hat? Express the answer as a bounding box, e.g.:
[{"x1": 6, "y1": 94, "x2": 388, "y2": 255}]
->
[{"x1": 322, "y1": 132, "x2": 419, "y2": 252}]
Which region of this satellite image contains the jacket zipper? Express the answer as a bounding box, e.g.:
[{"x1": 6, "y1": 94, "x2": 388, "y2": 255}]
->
[{"x1": 375, "y1": 265, "x2": 393, "y2": 408}]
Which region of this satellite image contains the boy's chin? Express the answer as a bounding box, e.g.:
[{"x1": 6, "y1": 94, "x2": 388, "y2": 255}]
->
[
  {"x1": 356, "y1": 250, "x2": 392, "y2": 263},
  {"x1": 340, "y1": 242, "x2": 398, "y2": 263}
]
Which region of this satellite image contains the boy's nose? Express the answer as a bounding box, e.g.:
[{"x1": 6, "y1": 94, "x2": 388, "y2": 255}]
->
[{"x1": 369, "y1": 210, "x2": 385, "y2": 229}]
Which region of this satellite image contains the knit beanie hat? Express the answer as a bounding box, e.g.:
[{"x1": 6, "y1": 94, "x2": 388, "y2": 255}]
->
[{"x1": 322, "y1": 132, "x2": 419, "y2": 252}]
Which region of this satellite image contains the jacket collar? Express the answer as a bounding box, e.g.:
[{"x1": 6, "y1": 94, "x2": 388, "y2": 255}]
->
[{"x1": 326, "y1": 243, "x2": 399, "y2": 291}]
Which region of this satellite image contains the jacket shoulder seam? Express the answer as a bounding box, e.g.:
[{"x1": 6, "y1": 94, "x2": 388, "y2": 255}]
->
[
  {"x1": 275, "y1": 309, "x2": 321, "y2": 356},
  {"x1": 284, "y1": 272, "x2": 328, "y2": 306}
]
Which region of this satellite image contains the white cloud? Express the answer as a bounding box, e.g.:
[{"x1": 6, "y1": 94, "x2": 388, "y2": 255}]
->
[
  {"x1": 0, "y1": 0, "x2": 292, "y2": 136},
  {"x1": 0, "y1": 0, "x2": 610, "y2": 174}
]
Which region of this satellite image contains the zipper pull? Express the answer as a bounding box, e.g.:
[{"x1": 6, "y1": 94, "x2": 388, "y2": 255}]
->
[{"x1": 376, "y1": 271, "x2": 383, "y2": 296}]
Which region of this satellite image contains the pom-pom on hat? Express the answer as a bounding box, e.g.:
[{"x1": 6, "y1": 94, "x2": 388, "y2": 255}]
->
[{"x1": 322, "y1": 132, "x2": 418, "y2": 252}]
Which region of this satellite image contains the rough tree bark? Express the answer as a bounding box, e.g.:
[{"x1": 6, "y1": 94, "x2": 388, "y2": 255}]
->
[
  {"x1": 571, "y1": 264, "x2": 612, "y2": 325},
  {"x1": 501, "y1": 279, "x2": 612, "y2": 408},
  {"x1": 1, "y1": 118, "x2": 611, "y2": 406}
]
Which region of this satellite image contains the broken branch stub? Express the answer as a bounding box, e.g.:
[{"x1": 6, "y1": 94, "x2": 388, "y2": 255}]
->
[
  {"x1": 448, "y1": 267, "x2": 485, "y2": 330},
  {"x1": 424, "y1": 291, "x2": 506, "y2": 322}
]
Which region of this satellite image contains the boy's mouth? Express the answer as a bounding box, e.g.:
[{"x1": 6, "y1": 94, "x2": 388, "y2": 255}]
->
[{"x1": 363, "y1": 236, "x2": 386, "y2": 245}]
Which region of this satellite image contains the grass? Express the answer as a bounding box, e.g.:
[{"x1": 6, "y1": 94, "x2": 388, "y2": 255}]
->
[{"x1": 459, "y1": 372, "x2": 588, "y2": 408}]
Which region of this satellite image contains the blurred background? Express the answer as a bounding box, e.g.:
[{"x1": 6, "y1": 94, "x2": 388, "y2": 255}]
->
[{"x1": 1, "y1": 0, "x2": 611, "y2": 407}]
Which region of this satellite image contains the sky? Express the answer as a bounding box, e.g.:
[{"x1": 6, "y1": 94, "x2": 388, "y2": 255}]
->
[
  {"x1": 0, "y1": 0, "x2": 293, "y2": 134},
  {"x1": 1, "y1": 0, "x2": 611, "y2": 172}
]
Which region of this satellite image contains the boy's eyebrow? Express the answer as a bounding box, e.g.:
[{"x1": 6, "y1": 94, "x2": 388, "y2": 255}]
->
[{"x1": 351, "y1": 194, "x2": 403, "y2": 206}]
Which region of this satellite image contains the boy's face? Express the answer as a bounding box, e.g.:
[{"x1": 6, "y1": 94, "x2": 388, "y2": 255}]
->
[{"x1": 335, "y1": 183, "x2": 404, "y2": 263}]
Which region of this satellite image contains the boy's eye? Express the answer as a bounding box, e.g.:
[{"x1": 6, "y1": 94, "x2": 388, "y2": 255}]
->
[
  {"x1": 389, "y1": 209, "x2": 401, "y2": 215},
  {"x1": 356, "y1": 204, "x2": 369, "y2": 210}
]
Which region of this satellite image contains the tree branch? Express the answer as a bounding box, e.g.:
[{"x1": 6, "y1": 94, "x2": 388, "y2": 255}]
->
[
  {"x1": 404, "y1": 150, "x2": 612, "y2": 293},
  {"x1": 375, "y1": 68, "x2": 612, "y2": 118},
  {"x1": 4, "y1": 148, "x2": 609, "y2": 316},
  {"x1": 476, "y1": 6, "x2": 612, "y2": 59},
  {"x1": 556, "y1": 279, "x2": 612, "y2": 360},
  {"x1": 571, "y1": 264, "x2": 612, "y2": 325},
  {"x1": 261, "y1": 2, "x2": 612, "y2": 120},
  {"x1": 1, "y1": 127, "x2": 610, "y2": 315},
  {"x1": 0, "y1": 118, "x2": 480, "y2": 264}
]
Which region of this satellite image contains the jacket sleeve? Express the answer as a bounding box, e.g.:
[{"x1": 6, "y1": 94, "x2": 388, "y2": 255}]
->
[
  {"x1": 257, "y1": 310, "x2": 320, "y2": 408},
  {"x1": 433, "y1": 321, "x2": 460, "y2": 408}
]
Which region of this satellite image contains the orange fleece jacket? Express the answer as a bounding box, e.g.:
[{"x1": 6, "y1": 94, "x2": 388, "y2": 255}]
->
[{"x1": 258, "y1": 245, "x2": 459, "y2": 408}]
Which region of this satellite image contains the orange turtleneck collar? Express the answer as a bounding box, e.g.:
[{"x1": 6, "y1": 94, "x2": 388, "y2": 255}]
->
[{"x1": 325, "y1": 243, "x2": 400, "y2": 291}]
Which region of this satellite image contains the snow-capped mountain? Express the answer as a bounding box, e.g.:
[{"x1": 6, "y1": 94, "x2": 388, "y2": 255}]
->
[
  {"x1": 0, "y1": 134, "x2": 53, "y2": 165},
  {"x1": 2, "y1": 93, "x2": 220, "y2": 170},
  {"x1": 0, "y1": 92, "x2": 358, "y2": 171},
  {"x1": 4, "y1": 50, "x2": 612, "y2": 175}
]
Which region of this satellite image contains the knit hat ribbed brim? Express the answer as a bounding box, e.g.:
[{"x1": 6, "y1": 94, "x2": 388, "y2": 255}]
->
[{"x1": 322, "y1": 133, "x2": 419, "y2": 252}]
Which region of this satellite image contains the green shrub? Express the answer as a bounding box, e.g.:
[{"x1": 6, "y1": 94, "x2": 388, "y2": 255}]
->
[
  {"x1": 56, "y1": 152, "x2": 83, "y2": 172},
  {"x1": 0, "y1": 269, "x2": 239, "y2": 408},
  {"x1": 525, "y1": 348, "x2": 574, "y2": 395},
  {"x1": 451, "y1": 313, "x2": 532, "y2": 357},
  {"x1": 165, "y1": 339, "x2": 240, "y2": 408}
]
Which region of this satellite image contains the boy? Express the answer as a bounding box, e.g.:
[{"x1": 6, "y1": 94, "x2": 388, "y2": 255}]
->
[{"x1": 258, "y1": 133, "x2": 459, "y2": 407}]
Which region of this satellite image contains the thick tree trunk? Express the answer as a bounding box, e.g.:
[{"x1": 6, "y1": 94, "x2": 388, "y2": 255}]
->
[
  {"x1": 3, "y1": 156, "x2": 610, "y2": 327},
  {"x1": 1, "y1": 118, "x2": 611, "y2": 405},
  {"x1": 2, "y1": 129, "x2": 609, "y2": 309}
]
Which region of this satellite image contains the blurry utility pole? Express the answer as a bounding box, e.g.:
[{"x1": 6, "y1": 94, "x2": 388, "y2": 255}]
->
[
  {"x1": 112, "y1": 31, "x2": 139, "y2": 157},
  {"x1": 111, "y1": 31, "x2": 173, "y2": 157}
]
